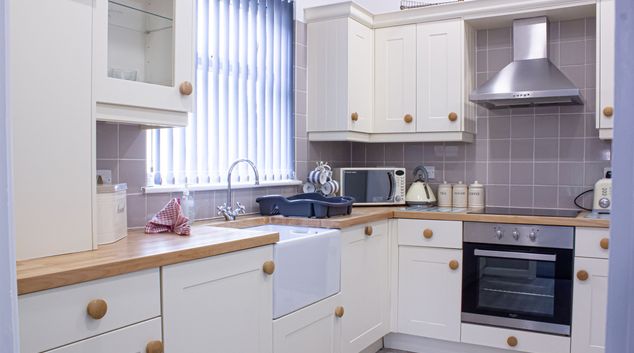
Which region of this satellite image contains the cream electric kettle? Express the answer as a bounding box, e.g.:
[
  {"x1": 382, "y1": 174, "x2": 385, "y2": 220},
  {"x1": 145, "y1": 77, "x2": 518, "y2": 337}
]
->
[{"x1": 405, "y1": 166, "x2": 436, "y2": 206}]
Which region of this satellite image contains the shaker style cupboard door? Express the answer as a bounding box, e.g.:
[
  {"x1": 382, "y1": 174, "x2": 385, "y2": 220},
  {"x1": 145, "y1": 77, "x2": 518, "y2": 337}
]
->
[
  {"x1": 93, "y1": 0, "x2": 194, "y2": 126},
  {"x1": 374, "y1": 25, "x2": 417, "y2": 133},
  {"x1": 416, "y1": 19, "x2": 462, "y2": 133},
  {"x1": 571, "y1": 257, "x2": 609, "y2": 353},
  {"x1": 10, "y1": 0, "x2": 94, "y2": 260},
  {"x1": 273, "y1": 293, "x2": 342, "y2": 353},
  {"x1": 341, "y1": 222, "x2": 390, "y2": 353},
  {"x1": 398, "y1": 246, "x2": 462, "y2": 342},
  {"x1": 597, "y1": 0, "x2": 615, "y2": 139},
  {"x1": 162, "y1": 246, "x2": 273, "y2": 353},
  {"x1": 347, "y1": 19, "x2": 375, "y2": 133}
]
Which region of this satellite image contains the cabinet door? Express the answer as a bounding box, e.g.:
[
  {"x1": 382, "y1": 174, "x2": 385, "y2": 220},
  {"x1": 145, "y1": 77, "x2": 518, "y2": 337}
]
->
[
  {"x1": 416, "y1": 19, "x2": 462, "y2": 133},
  {"x1": 374, "y1": 25, "x2": 417, "y2": 133},
  {"x1": 571, "y1": 257, "x2": 609, "y2": 353},
  {"x1": 597, "y1": 0, "x2": 614, "y2": 137},
  {"x1": 162, "y1": 246, "x2": 273, "y2": 353},
  {"x1": 93, "y1": 0, "x2": 194, "y2": 120},
  {"x1": 10, "y1": 0, "x2": 94, "y2": 260},
  {"x1": 273, "y1": 293, "x2": 342, "y2": 353},
  {"x1": 398, "y1": 246, "x2": 462, "y2": 342},
  {"x1": 341, "y1": 222, "x2": 390, "y2": 353},
  {"x1": 45, "y1": 318, "x2": 162, "y2": 353},
  {"x1": 347, "y1": 19, "x2": 374, "y2": 133}
]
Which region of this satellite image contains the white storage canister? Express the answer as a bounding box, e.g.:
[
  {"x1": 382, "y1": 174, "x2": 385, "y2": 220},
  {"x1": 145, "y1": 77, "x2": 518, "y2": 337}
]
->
[
  {"x1": 437, "y1": 181, "x2": 453, "y2": 207},
  {"x1": 468, "y1": 181, "x2": 485, "y2": 209},
  {"x1": 452, "y1": 181, "x2": 468, "y2": 208},
  {"x1": 96, "y1": 183, "x2": 128, "y2": 245}
]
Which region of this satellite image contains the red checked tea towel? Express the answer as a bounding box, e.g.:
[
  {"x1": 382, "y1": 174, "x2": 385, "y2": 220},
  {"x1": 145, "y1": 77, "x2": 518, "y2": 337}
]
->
[{"x1": 145, "y1": 198, "x2": 191, "y2": 236}]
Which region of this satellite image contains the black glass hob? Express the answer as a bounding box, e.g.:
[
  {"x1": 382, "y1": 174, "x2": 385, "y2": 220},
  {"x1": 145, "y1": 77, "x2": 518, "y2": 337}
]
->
[{"x1": 467, "y1": 207, "x2": 580, "y2": 218}]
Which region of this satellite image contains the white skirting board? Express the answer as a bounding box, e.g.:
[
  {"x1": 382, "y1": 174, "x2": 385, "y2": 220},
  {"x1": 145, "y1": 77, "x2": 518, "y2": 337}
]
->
[
  {"x1": 360, "y1": 338, "x2": 384, "y2": 353},
  {"x1": 384, "y1": 333, "x2": 512, "y2": 353}
]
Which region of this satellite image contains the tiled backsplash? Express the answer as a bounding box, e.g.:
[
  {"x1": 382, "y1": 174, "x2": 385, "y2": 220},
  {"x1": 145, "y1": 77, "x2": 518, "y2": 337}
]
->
[{"x1": 294, "y1": 19, "x2": 611, "y2": 209}]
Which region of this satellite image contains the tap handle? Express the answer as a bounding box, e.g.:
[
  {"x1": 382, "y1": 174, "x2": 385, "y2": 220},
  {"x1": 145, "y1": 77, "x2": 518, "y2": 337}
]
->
[
  {"x1": 236, "y1": 202, "x2": 247, "y2": 214},
  {"x1": 217, "y1": 203, "x2": 228, "y2": 215}
]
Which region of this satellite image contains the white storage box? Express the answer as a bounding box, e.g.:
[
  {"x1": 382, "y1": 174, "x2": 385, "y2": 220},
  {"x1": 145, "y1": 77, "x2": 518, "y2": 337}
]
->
[{"x1": 96, "y1": 183, "x2": 128, "y2": 245}]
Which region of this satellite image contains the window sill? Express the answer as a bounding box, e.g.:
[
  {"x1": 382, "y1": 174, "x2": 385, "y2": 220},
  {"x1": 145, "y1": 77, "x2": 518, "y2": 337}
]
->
[{"x1": 143, "y1": 179, "x2": 303, "y2": 194}]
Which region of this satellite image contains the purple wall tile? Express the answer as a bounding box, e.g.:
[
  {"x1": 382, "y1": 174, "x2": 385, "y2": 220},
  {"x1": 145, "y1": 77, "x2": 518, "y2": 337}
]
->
[
  {"x1": 118, "y1": 124, "x2": 146, "y2": 159},
  {"x1": 510, "y1": 116, "x2": 535, "y2": 138},
  {"x1": 118, "y1": 160, "x2": 147, "y2": 194},
  {"x1": 488, "y1": 162, "x2": 510, "y2": 184},
  {"x1": 511, "y1": 139, "x2": 534, "y2": 161},
  {"x1": 489, "y1": 140, "x2": 510, "y2": 161},
  {"x1": 534, "y1": 162, "x2": 558, "y2": 186},
  {"x1": 558, "y1": 162, "x2": 585, "y2": 186},
  {"x1": 96, "y1": 123, "x2": 118, "y2": 159},
  {"x1": 559, "y1": 138, "x2": 585, "y2": 161},
  {"x1": 510, "y1": 162, "x2": 534, "y2": 185},
  {"x1": 444, "y1": 162, "x2": 467, "y2": 183},
  {"x1": 487, "y1": 185, "x2": 510, "y2": 206},
  {"x1": 534, "y1": 186, "x2": 559, "y2": 208},
  {"x1": 126, "y1": 194, "x2": 146, "y2": 228},
  {"x1": 510, "y1": 186, "x2": 533, "y2": 208}
]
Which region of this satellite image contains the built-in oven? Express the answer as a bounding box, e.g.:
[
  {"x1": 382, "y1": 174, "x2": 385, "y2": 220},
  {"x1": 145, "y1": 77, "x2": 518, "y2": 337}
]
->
[{"x1": 462, "y1": 222, "x2": 574, "y2": 336}]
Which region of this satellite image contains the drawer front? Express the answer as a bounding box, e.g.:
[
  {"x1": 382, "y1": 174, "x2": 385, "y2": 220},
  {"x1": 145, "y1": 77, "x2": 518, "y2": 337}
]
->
[
  {"x1": 398, "y1": 219, "x2": 462, "y2": 249},
  {"x1": 342, "y1": 220, "x2": 388, "y2": 243},
  {"x1": 461, "y1": 323, "x2": 571, "y2": 353},
  {"x1": 46, "y1": 317, "x2": 162, "y2": 353},
  {"x1": 576, "y1": 227, "x2": 610, "y2": 259},
  {"x1": 20, "y1": 268, "x2": 160, "y2": 353}
]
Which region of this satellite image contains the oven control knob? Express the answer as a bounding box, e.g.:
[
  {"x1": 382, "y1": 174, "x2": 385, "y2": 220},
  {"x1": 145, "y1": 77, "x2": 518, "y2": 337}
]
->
[
  {"x1": 512, "y1": 229, "x2": 520, "y2": 240},
  {"x1": 529, "y1": 231, "x2": 537, "y2": 242},
  {"x1": 599, "y1": 197, "x2": 610, "y2": 209},
  {"x1": 495, "y1": 229, "x2": 503, "y2": 239}
]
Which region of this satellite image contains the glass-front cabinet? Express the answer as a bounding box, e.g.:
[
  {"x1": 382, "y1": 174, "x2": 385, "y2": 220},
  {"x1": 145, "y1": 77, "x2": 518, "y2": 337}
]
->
[{"x1": 93, "y1": 0, "x2": 194, "y2": 127}]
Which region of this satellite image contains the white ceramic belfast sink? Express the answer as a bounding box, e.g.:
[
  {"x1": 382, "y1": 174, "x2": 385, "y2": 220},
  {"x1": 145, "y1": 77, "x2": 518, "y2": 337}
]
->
[{"x1": 247, "y1": 225, "x2": 341, "y2": 319}]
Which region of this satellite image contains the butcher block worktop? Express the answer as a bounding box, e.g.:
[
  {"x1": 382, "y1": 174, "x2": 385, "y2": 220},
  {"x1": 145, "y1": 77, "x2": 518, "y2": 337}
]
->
[{"x1": 16, "y1": 206, "x2": 608, "y2": 295}]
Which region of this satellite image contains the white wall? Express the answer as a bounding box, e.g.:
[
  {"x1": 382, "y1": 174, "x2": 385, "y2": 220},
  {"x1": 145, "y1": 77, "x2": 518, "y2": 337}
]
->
[{"x1": 0, "y1": 0, "x2": 19, "y2": 350}]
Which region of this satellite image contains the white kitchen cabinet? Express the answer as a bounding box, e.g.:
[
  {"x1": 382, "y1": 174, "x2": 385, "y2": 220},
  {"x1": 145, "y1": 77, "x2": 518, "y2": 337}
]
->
[
  {"x1": 46, "y1": 318, "x2": 162, "y2": 353},
  {"x1": 93, "y1": 0, "x2": 195, "y2": 127},
  {"x1": 341, "y1": 221, "x2": 390, "y2": 353},
  {"x1": 461, "y1": 323, "x2": 571, "y2": 353},
  {"x1": 162, "y1": 246, "x2": 273, "y2": 353},
  {"x1": 307, "y1": 15, "x2": 374, "y2": 139},
  {"x1": 571, "y1": 257, "x2": 609, "y2": 353},
  {"x1": 273, "y1": 293, "x2": 342, "y2": 353},
  {"x1": 374, "y1": 25, "x2": 417, "y2": 134},
  {"x1": 10, "y1": 0, "x2": 94, "y2": 260},
  {"x1": 596, "y1": 0, "x2": 614, "y2": 140},
  {"x1": 417, "y1": 19, "x2": 466, "y2": 133},
  {"x1": 397, "y1": 246, "x2": 462, "y2": 342}
]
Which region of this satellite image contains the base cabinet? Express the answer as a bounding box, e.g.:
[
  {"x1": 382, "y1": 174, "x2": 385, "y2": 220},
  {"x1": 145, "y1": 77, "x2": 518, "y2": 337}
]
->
[
  {"x1": 341, "y1": 222, "x2": 390, "y2": 353},
  {"x1": 572, "y1": 257, "x2": 609, "y2": 353},
  {"x1": 397, "y1": 246, "x2": 462, "y2": 342},
  {"x1": 273, "y1": 294, "x2": 342, "y2": 353},
  {"x1": 461, "y1": 323, "x2": 571, "y2": 353},
  {"x1": 162, "y1": 246, "x2": 274, "y2": 353}
]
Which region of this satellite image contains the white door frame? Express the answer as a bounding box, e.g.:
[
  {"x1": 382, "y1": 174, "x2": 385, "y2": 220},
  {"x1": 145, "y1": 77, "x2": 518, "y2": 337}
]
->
[
  {"x1": 606, "y1": 0, "x2": 634, "y2": 352},
  {"x1": 0, "y1": 0, "x2": 19, "y2": 351}
]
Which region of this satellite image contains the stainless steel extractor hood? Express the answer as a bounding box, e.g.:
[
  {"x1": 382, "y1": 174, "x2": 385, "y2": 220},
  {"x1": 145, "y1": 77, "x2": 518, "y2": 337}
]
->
[{"x1": 470, "y1": 17, "x2": 583, "y2": 109}]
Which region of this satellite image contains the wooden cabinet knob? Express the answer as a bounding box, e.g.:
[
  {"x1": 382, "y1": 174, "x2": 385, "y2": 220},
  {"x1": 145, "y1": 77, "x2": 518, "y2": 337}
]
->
[
  {"x1": 449, "y1": 260, "x2": 459, "y2": 270},
  {"x1": 603, "y1": 106, "x2": 614, "y2": 117},
  {"x1": 146, "y1": 340, "x2": 164, "y2": 353},
  {"x1": 577, "y1": 270, "x2": 589, "y2": 281},
  {"x1": 179, "y1": 81, "x2": 193, "y2": 95},
  {"x1": 86, "y1": 299, "x2": 108, "y2": 320},
  {"x1": 262, "y1": 260, "x2": 275, "y2": 275},
  {"x1": 507, "y1": 336, "x2": 518, "y2": 347},
  {"x1": 335, "y1": 306, "x2": 345, "y2": 318},
  {"x1": 351, "y1": 112, "x2": 359, "y2": 121},
  {"x1": 600, "y1": 238, "x2": 609, "y2": 250},
  {"x1": 404, "y1": 114, "x2": 413, "y2": 123},
  {"x1": 448, "y1": 112, "x2": 458, "y2": 121},
  {"x1": 423, "y1": 228, "x2": 433, "y2": 239},
  {"x1": 364, "y1": 226, "x2": 373, "y2": 236}
]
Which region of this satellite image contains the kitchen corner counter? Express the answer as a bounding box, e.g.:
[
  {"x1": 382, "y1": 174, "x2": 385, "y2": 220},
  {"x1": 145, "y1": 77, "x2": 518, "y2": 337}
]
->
[{"x1": 16, "y1": 226, "x2": 279, "y2": 295}]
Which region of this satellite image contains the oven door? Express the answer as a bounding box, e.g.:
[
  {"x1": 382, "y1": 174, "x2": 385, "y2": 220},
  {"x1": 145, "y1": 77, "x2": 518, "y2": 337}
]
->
[
  {"x1": 341, "y1": 169, "x2": 396, "y2": 204},
  {"x1": 462, "y1": 242, "x2": 573, "y2": 336}
]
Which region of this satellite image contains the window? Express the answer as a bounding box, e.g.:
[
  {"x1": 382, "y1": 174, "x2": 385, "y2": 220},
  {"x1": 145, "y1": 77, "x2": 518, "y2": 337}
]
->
[{"x1": 147, "y1": 0, "x2": 295, "y2": 189}]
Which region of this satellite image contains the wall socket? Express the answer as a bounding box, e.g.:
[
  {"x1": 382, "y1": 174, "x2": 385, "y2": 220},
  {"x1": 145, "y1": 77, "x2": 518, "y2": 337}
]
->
[
  {"x1": 96, "y1": 169, "x2": 112, "y2": 184},
  {"x1": 603, "y1": 167, "x2": 612, "y2": 177},
  {"x1": 424, "y1": 166, "x2": 435, "y2": 180}
]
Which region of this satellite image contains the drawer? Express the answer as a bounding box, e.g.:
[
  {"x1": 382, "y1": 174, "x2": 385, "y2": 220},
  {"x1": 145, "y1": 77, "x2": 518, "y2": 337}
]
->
[
  {"x1": 461, "y1": 323, "x2": 570, "y2": 353},
  {"x1": 342, "y1": 220, "x2": 388, "y2": 242},
  {"x1": 398, "y1": 219, "x2": 462, "y2": 249},
  {"x1": 19, "y1": 268, "x2": 160, "y2": 353},
  {"x1": 46, "y1": 317, "x2": 162, "y2": 353},
  {"x1": 576, "y1": 227, "x2": 610, "y2": 259}
]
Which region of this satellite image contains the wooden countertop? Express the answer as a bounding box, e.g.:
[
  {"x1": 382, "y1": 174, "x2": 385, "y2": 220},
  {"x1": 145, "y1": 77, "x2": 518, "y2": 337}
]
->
[
  {"x1": 16, "y1": 226, "x2": 279, "y2": 295},
  {"x1": 16, "y1": 206, "x2": 608, "y2": 295}
]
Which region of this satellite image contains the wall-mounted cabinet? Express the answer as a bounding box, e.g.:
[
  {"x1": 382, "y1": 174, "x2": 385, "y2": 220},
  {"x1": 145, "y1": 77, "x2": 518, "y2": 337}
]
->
[
  {"x1": 93, "y1": 0, "x2": 194, "y2": 127},
  {"x1": 596, "y1": 0, "x2": 614, "y2": 140}
]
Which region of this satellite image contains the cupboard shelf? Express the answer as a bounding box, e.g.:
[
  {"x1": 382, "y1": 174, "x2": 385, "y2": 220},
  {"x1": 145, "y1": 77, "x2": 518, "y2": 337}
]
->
[{"x1": 108, "y1": 1, "x2": 173, "y2": 33}]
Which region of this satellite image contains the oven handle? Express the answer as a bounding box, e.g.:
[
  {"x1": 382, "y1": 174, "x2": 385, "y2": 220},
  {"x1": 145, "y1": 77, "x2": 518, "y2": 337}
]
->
[{"x1": 474, "y1": 249, "x2": 556, "y2": 262}]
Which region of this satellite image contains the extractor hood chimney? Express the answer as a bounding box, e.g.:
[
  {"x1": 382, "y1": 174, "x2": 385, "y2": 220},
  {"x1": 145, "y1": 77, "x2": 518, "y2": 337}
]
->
[{"x1": 469, "y1": 17, "x2": 583, "y2": 109}]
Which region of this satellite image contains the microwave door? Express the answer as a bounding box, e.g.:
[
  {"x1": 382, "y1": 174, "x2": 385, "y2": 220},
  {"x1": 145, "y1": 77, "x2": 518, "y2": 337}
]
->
[{"x1": 365, "y1": 171, "x2": 392, "y2": 203}]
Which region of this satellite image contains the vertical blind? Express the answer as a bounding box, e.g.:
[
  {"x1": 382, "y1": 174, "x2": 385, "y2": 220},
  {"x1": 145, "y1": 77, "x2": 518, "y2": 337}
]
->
[{"x1": 147, "y1": 0, "x2": 295, "y2": 187}]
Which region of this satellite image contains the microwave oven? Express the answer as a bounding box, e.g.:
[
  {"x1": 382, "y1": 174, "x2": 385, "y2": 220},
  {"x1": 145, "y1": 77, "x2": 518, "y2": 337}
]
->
[{"x1": 337, "y1": 167, "x2": 406, "y2": 206}]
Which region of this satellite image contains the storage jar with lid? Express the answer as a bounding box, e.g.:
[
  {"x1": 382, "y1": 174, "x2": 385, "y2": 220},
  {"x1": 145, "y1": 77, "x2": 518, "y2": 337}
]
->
[
  {"x1": 452, "y1": 181, "x2": 468, "y2": 208},
  {"x1": 468, "y1": 181, "x2": 485, "y2": 209},
  {"x1": 96, "y1": 183, "x2": 128, "y2": 245},
  {"x1": 437, "y1": 181, "x2": 453, "y2": 207}
]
